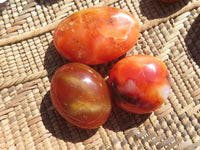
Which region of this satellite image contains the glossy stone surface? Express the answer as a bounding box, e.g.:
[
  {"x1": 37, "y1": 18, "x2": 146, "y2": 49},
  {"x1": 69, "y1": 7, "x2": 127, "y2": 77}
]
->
[
  {"x1": 108, "y1": 55, "x2": 170, "y2": 114},
  {"x1": 51, "y1": 63, "x2": 112, "y2": 129},
  {"x1": 53, "y1": 7, "x2": 139, "y2": 65}
]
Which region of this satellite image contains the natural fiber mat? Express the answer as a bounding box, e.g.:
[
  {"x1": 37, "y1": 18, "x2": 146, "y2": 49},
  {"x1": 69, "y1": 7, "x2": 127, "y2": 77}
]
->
[{"x1": 0, "y1": 0, "x2": 200, "y2": 149}]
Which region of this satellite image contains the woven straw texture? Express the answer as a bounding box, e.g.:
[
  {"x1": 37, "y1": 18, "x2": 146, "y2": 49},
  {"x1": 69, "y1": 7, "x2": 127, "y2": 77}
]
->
[{"x1": 0, "y1": 0, "x2": 200, "y2": 149}]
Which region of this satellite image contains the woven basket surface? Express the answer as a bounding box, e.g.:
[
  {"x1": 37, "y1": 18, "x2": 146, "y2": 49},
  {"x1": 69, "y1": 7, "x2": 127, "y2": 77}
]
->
[{"x1": 0, "y1": 0, "x2": 200, "y2": 149}]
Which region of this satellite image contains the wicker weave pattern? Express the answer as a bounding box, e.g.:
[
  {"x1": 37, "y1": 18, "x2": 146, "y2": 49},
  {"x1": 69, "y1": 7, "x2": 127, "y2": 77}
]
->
[{"x1": 0, "y1": 0, "x2": 200, "y2": 149}]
